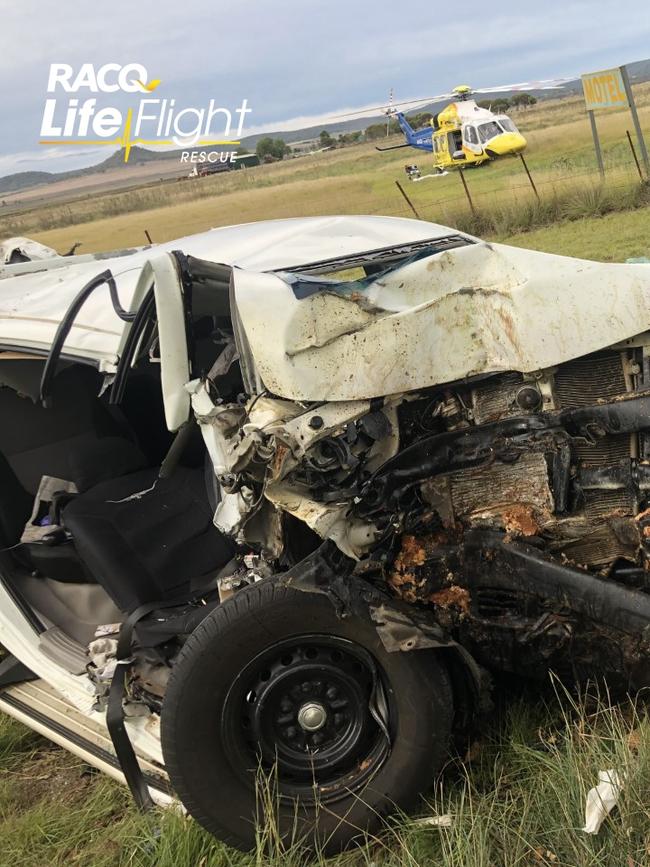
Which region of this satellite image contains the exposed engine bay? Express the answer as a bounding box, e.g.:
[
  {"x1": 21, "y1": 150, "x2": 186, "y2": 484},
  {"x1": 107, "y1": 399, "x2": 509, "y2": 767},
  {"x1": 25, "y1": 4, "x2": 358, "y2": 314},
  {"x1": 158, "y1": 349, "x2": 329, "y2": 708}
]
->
[
  {"x1": 178, "y1": 229, "x2": 650, "y2": 696},
  {"x1": 188, "y1": 342, "x2": 650, "y2": 689}
]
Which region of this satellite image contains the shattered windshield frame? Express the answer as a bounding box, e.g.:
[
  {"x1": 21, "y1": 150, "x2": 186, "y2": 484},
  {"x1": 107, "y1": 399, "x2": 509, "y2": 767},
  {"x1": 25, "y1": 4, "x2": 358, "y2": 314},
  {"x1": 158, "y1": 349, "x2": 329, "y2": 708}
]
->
[{"x1": 274, "y1": 234, "x2": 473, "y2": 300}]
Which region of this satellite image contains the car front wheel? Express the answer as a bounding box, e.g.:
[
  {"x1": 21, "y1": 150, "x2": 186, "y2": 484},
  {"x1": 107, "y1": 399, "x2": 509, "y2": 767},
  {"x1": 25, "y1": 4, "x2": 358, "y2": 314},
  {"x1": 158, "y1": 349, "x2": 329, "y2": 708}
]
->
[{"x1": 161, "y1": 580, "x2": 453, "y2": 853}]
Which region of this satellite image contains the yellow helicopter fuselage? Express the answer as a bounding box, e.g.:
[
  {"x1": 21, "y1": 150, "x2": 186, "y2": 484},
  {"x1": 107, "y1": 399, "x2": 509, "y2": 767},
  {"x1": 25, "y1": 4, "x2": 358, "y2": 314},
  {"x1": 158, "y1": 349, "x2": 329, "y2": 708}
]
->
[{"x1": 431, "y1": 99, "x2": 526, "y2": 170}]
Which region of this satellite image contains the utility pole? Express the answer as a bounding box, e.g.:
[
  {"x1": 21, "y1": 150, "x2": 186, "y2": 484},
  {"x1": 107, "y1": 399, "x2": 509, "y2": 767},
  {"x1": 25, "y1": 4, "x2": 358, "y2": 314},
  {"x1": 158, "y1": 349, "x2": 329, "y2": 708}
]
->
[{"x1": 386, "y1": 87, "x2": 394, "y2": 137}]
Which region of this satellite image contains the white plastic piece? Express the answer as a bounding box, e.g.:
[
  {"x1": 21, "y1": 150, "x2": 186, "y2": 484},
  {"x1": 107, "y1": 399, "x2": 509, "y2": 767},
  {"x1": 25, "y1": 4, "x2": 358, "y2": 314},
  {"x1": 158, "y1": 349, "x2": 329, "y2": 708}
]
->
[
  {"x1": 411, "y1": 813, "x2": 453, "y2": 828},
  {"x1": 582, "y1": 769, "x2": 624, "y2": 834}
]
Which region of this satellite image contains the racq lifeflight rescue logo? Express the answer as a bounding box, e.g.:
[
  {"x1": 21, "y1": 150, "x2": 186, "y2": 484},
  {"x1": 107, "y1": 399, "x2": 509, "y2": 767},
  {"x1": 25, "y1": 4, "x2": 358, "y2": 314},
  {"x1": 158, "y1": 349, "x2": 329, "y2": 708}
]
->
[{"x1": 40, "y1": 63, "x2": 250, "y2": 162}]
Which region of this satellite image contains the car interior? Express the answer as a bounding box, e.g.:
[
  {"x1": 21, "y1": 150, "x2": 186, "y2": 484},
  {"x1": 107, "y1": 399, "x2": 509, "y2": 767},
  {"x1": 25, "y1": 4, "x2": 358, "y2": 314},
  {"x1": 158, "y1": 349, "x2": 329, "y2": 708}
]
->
[{"x1": 0, "y1": 320, "x2": 237, "y2": 673}]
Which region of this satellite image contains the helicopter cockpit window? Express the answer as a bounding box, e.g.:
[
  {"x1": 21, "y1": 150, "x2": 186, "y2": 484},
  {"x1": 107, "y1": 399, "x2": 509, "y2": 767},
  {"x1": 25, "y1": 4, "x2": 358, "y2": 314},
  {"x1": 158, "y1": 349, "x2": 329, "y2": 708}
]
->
[
  {"x1": 465, "y1": 126, "x2": 479, "y2": 145},
  {"x1": 497, "y1": 117, "x2": 518, "y2": 133},
  {"x1": 477, "y1": 121, "x2": 502, "y2": 142}
]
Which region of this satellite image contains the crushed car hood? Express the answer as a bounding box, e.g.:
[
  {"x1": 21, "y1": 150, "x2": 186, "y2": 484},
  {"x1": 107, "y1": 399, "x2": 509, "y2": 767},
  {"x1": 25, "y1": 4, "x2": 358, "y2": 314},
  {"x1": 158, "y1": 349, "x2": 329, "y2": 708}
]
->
[
  {"x1": 234, "y1": 240, "x2": 650, "y2": 400},
  {"x1": 2, "y1": 215, "x2": 650, "y2": 401},
  {"x1": 0, "y1": 215, "x2": 453, "y2": 364}
]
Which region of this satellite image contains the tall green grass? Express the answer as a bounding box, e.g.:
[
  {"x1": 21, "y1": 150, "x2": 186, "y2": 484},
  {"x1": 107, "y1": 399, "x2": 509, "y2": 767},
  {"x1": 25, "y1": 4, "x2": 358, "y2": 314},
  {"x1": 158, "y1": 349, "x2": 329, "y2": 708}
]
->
[
  {"x1": 2, "y1": 680, "x2": 650, "y2": 866},
  {"x1": 444, "y1": 178, "x2": 650, "y2": 239}
]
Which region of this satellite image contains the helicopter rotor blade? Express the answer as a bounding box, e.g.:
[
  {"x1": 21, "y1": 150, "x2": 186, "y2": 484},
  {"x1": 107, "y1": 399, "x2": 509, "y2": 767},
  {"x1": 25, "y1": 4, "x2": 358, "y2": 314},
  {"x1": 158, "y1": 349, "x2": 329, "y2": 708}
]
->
[
  {"x1": 470, "y1": 77, "x2": 575, "y2": 94},
  {"x1": 278, "y1": 76, "x2": 577, "y2": 128},
  {"x1": 326, "y1": 93, "x2": 455, "y2": 120}
]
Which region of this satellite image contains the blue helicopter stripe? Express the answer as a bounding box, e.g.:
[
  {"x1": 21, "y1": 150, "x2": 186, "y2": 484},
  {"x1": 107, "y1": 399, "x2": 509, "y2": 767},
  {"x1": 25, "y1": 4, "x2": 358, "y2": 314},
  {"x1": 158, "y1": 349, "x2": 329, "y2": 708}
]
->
[{"x1": 395, "y1": 112, "x2": 434, "y2": 152}]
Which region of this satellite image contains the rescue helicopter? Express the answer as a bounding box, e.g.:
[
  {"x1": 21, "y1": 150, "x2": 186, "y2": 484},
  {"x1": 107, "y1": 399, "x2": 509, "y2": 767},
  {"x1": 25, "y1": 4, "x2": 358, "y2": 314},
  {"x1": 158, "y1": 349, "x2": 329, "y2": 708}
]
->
[{"x1": 361, "y1": 79, "x2": 572, "y2": 171}]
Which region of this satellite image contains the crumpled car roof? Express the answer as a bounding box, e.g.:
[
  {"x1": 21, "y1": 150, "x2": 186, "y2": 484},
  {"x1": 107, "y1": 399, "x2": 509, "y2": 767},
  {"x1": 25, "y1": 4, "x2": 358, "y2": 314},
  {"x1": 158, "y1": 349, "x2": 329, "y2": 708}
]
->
[{"x1": 0, "y1": 215, "x2": 455, "y2": 364}]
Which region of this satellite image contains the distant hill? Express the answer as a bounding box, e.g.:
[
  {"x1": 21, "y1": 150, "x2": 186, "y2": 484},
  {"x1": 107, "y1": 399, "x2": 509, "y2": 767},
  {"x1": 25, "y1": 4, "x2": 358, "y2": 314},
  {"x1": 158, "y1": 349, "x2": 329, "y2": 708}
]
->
[
  {"x1": 0, "y1": 171, "x2": 54, "y2": 193},
  {"x1": 0, "y1": 145, "x2": 189, "y2": 195},
  {"x1": 3, "y1": 57, "x2": 650, "y2": 196}
]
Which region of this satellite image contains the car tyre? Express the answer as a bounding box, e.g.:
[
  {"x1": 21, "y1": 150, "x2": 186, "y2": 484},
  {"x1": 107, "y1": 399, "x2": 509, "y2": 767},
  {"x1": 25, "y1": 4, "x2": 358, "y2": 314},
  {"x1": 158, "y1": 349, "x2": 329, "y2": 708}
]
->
[{"x1": 161, "y1": 580, "x2": 453, "y2": 853}]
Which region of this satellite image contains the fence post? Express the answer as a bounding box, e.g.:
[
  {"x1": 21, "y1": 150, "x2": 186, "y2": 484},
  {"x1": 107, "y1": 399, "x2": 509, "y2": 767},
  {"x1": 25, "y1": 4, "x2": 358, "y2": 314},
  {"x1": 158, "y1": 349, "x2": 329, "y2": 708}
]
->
[
  {"x1": 394, "y1": 180, "x2": 421, "y2": 219},
  {"x1": 626, "y1": 130, "x2": 644, "y2": 182},
  {"x1": 458, "y1": 168, "x2": 476, "y2": 215},
  {"x1": 518, "y1": 153, "x2": 539, "y2": 200}
]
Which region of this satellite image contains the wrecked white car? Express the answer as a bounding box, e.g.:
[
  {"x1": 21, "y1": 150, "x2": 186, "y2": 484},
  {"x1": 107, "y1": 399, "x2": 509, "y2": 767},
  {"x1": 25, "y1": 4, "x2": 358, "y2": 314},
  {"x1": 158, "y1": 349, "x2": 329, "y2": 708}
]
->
[{"x1": 1, "y1": 215, "x2": 650, "y2": 851}]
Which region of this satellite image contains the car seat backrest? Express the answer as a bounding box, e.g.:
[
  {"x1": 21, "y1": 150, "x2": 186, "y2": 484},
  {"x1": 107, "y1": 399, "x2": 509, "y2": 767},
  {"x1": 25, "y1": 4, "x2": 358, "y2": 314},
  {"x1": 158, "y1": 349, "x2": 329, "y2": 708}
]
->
[
  {"x1": 0, "y1": 362, "x2": 143, "y2": 494},
  {"x1": 63, "y1": 466, "x2": 236, "y2": 609},
  {"x1": 0, "y1": 451, "x2": 33, "y2": 549}
]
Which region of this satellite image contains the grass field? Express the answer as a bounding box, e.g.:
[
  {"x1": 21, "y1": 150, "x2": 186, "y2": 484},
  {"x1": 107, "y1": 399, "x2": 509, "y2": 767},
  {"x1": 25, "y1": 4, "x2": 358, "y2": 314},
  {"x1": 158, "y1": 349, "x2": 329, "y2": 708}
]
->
[
  {"x1": 497, "y1": 204, "x2": 650, "y2": 261},
  {"x1": 2, "y1": 683, "x2": 650, "y2": 867}
]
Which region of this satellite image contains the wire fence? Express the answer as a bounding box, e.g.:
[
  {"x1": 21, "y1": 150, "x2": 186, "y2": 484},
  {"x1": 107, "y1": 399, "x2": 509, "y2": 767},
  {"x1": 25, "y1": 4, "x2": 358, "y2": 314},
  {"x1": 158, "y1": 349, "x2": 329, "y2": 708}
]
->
[
  {"x1": 0, "y1": 143, "x2": 649, "y2": 245},
  {"x1": 339, "y1": 157, "x2": 650, "y2": 238}
]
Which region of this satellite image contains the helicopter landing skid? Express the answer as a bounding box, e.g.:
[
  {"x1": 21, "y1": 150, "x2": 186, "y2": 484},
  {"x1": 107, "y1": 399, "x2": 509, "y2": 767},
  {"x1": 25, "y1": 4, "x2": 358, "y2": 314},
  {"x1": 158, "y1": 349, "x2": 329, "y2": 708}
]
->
[{"x1": 410, "y1": 171, "x2": 448, "y2": 181}]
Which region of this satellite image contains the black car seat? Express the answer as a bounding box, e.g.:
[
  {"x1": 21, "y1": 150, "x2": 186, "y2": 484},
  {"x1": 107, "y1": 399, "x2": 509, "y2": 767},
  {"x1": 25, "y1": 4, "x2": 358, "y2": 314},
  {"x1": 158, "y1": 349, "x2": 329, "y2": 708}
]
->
[
  {"x1": 62, "y1": 466, "x2": 235, "y2": 611},
  {"x1": 0, "y1": 450, "x2": 33, "y2": 556},
  {"x1": 0, "y1": 363, "x2": 148, "y2": 583},
  {"x1": 1, "y1": 361, "x2": 234, "y2": 611},
  {"x1": 0, "y1": 362, "x2": 145, "y2": 493}
]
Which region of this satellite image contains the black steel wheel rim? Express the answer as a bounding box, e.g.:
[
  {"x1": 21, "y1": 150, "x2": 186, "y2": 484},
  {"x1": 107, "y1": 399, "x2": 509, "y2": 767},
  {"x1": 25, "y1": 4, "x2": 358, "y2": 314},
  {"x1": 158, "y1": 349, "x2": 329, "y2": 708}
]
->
[{"x1": 221, "y1": 634, "x2": 393, "y2": 803}]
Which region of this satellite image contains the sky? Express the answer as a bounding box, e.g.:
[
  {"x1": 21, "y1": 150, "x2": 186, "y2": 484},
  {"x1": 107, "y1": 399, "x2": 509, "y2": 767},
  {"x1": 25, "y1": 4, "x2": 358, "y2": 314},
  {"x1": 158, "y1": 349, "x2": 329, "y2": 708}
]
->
[{"x1": 0, "y1": 0, "x2": 649, "y2": 177}]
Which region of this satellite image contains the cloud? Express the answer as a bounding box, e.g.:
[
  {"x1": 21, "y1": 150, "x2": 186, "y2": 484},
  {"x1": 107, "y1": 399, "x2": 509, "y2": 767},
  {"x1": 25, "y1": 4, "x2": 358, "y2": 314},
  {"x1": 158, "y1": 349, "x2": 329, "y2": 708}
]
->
[
  {"x1": 0, "y1": 146, "x2": 109, "y2": 177},
  {"x1": 1, "y1": 0, "x2": 649, "y2": 174}
]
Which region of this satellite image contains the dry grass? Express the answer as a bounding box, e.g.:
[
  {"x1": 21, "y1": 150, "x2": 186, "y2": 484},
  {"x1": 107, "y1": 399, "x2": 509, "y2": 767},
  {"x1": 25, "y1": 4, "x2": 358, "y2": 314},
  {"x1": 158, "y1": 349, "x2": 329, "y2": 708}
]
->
[
  {"x1": 3, "y1": 681, "x2": 650, "y2": 866},
  {"x1": 2, "y1": 82, "x2": 650, "y2": 254}
]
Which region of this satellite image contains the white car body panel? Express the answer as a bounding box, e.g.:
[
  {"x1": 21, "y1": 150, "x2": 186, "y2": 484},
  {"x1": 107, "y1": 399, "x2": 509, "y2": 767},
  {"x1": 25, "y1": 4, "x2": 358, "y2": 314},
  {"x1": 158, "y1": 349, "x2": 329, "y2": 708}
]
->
[
  {"x1": 0, "y1": 680, "x2": 173, "y2": 806},
  {"x1": 0, "y1": 237, "x2": 59, "y2": 264},
  {"x1": 150, "y1": 255, "x2": 191, "y2": 431},
  {"x1": 0, "y1": 579, "x2": 165, "y2": 765},
  {"x1": 4, "y1": 215, "x2": 648, "y2": 405},
  {"x1": 233, "y1": 241, "x2": 650, "y2": 401}
]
